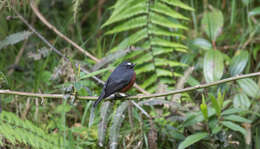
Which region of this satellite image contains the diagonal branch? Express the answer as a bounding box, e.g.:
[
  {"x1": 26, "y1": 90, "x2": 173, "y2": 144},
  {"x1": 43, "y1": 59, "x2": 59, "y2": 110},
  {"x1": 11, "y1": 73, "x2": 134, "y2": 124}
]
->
[
  {"x1": 1, "y1": 72, "x2": 259, "y2": 100},
  {"x1": 30, "y1": 0, "x2": 100, "y2": 63}
]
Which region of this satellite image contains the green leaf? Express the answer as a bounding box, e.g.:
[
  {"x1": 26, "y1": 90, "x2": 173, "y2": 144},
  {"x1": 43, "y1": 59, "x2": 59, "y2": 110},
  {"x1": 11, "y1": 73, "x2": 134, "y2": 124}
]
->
[
  {"x1": 178, "y1": 132, "x2": 208, "y2": 149},
  {"x1": 55, "y1": 104, "x2": 72, "y2": 113},
  {"x1": 248, "y1": 7, "x2": 260, "y2": 16},
  {"x1": 140, "y1": 74, "x2": 157, "y2": 89},
  {"x1": 135, "y1": 63, "x2": 155, "y2": 75},
  {"x1": 152, "y1": 47, "x2": 175, "y2": 56},
  {"x1": 109, "y1": 0, "x2": 144, "y2": 19},
  {"x1": 203, "y1": 50, "x2": 224, "y2": 83},
  {"x1": 192, "y1": 38, "x2": 212, "y2": 50},
  {"x1": 105, "y1": 16, "x2": 146, "y2": 34},
  {"x1": 200, "y1": 95, "x2": 208, "y2": 121},
  {"x1": 161, "y1": 0, "x2": 194, "y2": 11},
  {"x1": 201, "y1": 8, "x2": 224, "y2": 41},
  {"x1": 223, "y1": 115, "x2": 252, "y2": 123},
  {"x1": 152, "y1": 1, "x2": 189, "y2": 21},
  {"x1": 156, "y1": 69, "x2": 173, "y2": 77},
  {"x1": 209, "y1": 94, "x2": 221, "y2": 117},
  {"x1": 229, "y1": 51, "x2": 248, "y2": 76},
  {"x1": 237, "y1": 78, "x2": 260, "y2": 98},
  {"x1": 221, "y1": 121, "x2": 247, "y2": 136},
  {"x1": 0, "y1": 71, "x2": 8, "y2": 85},
  {"x1": 110, "y1": 29, "x2": 148, "y2": 52},
  {"x1": 134, "y1": 53, "x2": 153, "y2": 64},
  {"x1": 0, "y1": 31, "x2": 32, "y2": 50},
  {"x1": 233, "y1": 93, "x2": 251, "y2": 110},
  {"x1": 150, "y1": 25, "x2": 185, "y2": 39},
  {"x1": 212, "y1": 125, "x2": 222, "y2": 134},
  {"x1": 102, "y1": 1, "x2": 147, "y2": 27},
  {"x1": 80, "y1": 67, "x2": 112, "y2": 80},
  {"x1": 152, "y1": 37, "x2": 187, "y2": 49},
  {"x1": 151, "y1": 12, "x2": 188, "y2": 30},
  {"x1": 155, "y1": 58, "x2": 187, "y2": 67},
  {"x1": 222, "y1": 108, "x2": 245, "y2": 115}
]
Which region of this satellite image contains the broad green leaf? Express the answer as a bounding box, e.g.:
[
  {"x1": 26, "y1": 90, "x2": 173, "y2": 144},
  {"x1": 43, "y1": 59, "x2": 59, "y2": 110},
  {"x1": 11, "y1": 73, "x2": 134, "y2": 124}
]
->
[
  {"x1": 221, "y1": 121, "x2": 247, "y2": 136},
  {"x1": 161, "y1": 0, "x2": 194, "y2": 11},
  {"x1": 151, "y1": 12, "x2": 188, "y2": 30},
  {"x1": 223, "y1": 115, "x2": 252, "y2": 123},
  {"x1": 0, "y1": 31, "x2": 32, "y2": 50},
  {"x1": 178, "y1": 132, "x2": 208, "y2": 149},
  {"x1": 248, "y1": 7, "x2": 260, "y2": 16},
  {"x1": 203, "y1": 50, "x2": 224, "y2": 83},
  {"x1": 233, "y1": 93, "x2": 251, "y2": 110},
  {"x1": 105, "y1": 16, "x2": 146, "y2": 34},
  {"x1": 229, "y1": 51, "x2": 248, "y2": 76},
  {"x1": 222, "y1": 108, "x2": 245, "y2": 115},
  {"x1": 152, "y1": 1, "x2": 189, "y2": 20},
  {"x1": 237, "y1": 78, "x2": 260, "y2": 98},
  {"x1": 192, "y1": 38, "x2": 212, "y2": 50},
  {"x1": 201, "y1": 8, "x2": 223, "y2": 41},
  {"x1": 212, "y1": 125, "x2": 222, "y2": 134}
]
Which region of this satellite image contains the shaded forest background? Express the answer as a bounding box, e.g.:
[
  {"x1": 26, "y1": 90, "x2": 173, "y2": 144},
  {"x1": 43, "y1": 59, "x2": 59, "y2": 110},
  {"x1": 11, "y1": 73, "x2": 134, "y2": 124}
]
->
[{"x1": 0, "y1": 0, "x2": 260, "y2": 148}]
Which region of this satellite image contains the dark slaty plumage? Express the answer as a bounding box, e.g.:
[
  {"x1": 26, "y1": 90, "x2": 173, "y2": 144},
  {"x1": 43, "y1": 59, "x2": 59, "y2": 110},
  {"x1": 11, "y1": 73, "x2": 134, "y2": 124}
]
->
[{"x1": 93, "y1": 62, "x2": 136, "y2": 107}]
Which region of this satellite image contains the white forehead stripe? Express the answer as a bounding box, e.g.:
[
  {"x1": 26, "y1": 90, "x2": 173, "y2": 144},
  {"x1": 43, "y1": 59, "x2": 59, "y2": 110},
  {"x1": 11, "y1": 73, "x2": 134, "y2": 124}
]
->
[{"x1": 127, "y1": 62, "x2": 132, "y2": 65}]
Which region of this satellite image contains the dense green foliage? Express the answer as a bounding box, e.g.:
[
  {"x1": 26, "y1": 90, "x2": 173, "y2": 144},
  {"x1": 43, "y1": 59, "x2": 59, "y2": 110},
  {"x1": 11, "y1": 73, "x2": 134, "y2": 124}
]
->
[{"x1": 0, "y1": 0, "x2": 260, "y2": 148}]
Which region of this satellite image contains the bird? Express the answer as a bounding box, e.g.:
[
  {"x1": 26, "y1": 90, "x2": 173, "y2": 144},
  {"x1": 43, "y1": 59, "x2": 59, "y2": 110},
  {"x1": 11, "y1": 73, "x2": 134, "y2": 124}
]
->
[{"x1": 93, "y1": 62, "x2": 136, "y2": 107}]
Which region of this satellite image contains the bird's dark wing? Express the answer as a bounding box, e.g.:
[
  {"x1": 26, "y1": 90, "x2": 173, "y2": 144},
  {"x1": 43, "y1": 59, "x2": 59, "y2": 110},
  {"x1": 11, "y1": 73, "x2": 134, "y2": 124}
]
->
[{"x1": 104, "y1": 70, "x2": 133, "y2": 96}]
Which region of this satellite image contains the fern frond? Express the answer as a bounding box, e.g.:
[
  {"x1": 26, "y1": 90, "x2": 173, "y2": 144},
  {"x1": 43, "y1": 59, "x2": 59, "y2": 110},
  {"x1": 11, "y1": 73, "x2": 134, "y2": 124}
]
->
[
  {"x1": 103, "y1": 0, "x2": 192, "y2": 91},
  {"x1": 0, "y1": 111, "x2": 68, "y2": 149}
]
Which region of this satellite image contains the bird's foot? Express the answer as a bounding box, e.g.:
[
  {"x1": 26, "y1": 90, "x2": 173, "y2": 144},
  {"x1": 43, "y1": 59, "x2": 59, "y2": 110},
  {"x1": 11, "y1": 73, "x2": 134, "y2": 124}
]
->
[{"x1": 115, "y1": 92, "x2": 128, "y2": 98}]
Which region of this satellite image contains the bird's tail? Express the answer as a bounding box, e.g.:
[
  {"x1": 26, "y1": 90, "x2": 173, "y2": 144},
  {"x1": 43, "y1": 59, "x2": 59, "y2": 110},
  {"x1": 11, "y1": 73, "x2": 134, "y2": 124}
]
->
[{"x1": 93, "y1": 90, "x2": 106, "y2": 108}]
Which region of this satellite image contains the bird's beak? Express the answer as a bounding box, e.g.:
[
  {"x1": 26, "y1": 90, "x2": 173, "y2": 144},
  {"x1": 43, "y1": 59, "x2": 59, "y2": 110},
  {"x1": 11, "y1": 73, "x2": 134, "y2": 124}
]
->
[{"x1": 132, "y1": 63, "x2": 136, "y2": 68}]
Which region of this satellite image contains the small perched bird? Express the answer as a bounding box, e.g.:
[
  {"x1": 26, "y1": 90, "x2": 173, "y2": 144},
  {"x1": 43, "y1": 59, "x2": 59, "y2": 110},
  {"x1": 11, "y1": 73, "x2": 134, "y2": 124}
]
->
[{"x1": 93, "y1": 62, "x2": 136, "y2": 107}]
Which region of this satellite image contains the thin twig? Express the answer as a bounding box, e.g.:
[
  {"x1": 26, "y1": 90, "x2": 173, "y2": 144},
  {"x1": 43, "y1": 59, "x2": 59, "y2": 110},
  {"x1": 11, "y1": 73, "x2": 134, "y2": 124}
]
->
[
  {"x1": 1, "y1": 71, "x2": 259, "y2": 100},
  {"x1": 30, "y1": 0, "x2": 100, "y2": 63},
  {"x1": 12, "y1": 7, "x2": 105, "y2": 85}
]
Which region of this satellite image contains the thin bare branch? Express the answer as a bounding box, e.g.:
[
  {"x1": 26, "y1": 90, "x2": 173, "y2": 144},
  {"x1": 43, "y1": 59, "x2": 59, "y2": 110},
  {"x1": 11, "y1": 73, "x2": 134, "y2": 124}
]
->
[
  {"x1": 30, "y1": 0, "x2": 100, "y2": 63},
  {"x1": 1, "y1": 71, "x2": 259, "y2": 100}
]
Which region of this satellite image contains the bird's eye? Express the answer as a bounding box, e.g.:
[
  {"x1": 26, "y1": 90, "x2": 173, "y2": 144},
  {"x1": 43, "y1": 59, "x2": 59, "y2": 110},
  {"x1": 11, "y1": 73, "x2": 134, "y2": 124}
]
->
[{"x1": 127, "y1": 62, "x2": 132, "y2": 66}]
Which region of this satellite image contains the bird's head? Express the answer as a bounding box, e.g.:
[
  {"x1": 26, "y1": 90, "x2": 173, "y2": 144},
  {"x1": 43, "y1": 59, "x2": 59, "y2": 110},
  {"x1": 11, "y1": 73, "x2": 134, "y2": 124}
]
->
[{"x1": 120, "y1": 61, "x2": 135, "y2": 69}]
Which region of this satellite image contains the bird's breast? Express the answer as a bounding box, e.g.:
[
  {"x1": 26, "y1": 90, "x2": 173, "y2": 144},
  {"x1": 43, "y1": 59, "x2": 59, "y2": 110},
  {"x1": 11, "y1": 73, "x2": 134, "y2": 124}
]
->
[{"x1": 120, "y1": 72, "x2": 136, "y2": 92}]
